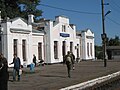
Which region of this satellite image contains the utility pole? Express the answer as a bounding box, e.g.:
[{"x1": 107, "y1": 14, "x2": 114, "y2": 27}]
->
[{"x1": 101, "y1": 0, "x2": 107, "y2": 67}]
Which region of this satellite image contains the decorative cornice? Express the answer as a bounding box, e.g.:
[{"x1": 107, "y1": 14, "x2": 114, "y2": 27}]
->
[{"x1": 10, "y1": 28, "x2": 31, "y2": 34}]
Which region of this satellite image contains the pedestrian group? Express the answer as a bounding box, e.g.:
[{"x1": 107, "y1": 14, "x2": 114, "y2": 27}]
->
[{"x1": 0, "y1": 51, "x2": 75, "y2": 90}]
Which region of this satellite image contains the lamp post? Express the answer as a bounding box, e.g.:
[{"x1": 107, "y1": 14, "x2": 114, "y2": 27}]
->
[{"x1": 101, "y1": 0, "x2": 111, "y2": 67}]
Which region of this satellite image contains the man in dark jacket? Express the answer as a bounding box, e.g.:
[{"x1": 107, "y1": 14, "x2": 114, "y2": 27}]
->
[
  {"x1": 9, "y1": 54, "x2": 21, "y2": 81},
  {"x1": 63, "y1": 51, "x2": 73, "y2": 78},
  {"x1": 33, "y1": 54, "x2": 37, "y2": 66},
  {"x1": 70, "y1": 52, "x2": 75, "y2": 70},
  {"x1": 0, "y1": 53, "x2": 9, "y2": 90}
]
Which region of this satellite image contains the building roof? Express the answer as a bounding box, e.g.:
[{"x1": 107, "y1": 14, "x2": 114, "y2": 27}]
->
[
  {"x1": 81, "y1": 28, "x2": 94, "y2": 34},
  {"x1": 32, "y1": 29, "x2": 44, "y2": 33},
  {"x1": 106, "y1": 46, "x2": 120, "y2": 50},
  {"x1": 55, "y1": 15, "x2": 68, "y2": 19},
  {"x1": 7, "y1": 17, "x2": 27, "y2": 23}
]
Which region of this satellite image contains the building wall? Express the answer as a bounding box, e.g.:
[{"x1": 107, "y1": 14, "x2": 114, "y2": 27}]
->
[
  {"x1": 0, "y1": 15, "x2": 95, "y2": 65},
  {"x1": 81, "y1": 29, "x2": 95, "y2": 60},
  {"x1": 1, "y1": 17, "x2": 44, "y2": 67},
  {"x1": 44, "y1": 16, "x2": 78, "y2": 63},
  {"x1": 32, "y1": 34, "x2": 44, "y2": 61}
]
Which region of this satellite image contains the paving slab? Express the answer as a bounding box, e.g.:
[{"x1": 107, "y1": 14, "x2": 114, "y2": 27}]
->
[{"x1": 8, "y1": 60, "x2": 120, "y2": 90}]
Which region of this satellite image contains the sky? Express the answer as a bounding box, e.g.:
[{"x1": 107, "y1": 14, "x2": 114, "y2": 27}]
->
[{"x1": 38, "y1": 0, "x2": 120, "y2": 45}]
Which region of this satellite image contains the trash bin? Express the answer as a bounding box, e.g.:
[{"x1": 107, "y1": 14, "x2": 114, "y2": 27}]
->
[{"x1": 30, "y1": 63, "x2": 35, "y2": 72}]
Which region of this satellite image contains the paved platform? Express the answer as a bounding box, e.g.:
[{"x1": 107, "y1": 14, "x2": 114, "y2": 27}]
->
[{"x1": 8, "y1": 60, "x2": 120, "y2": 90}]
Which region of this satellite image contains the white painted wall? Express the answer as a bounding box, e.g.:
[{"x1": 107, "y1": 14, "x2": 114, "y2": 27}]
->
[
  {"x1": 44, "y1": 16, "x2": 77, "y2": 63},
  {"x1": 1, "y1": 17, "x2": 44, "y2": 67},
  {"x1": 0, "y1": 15, "x2": 95, "y2": 65},
  {"x1": 81, "y1": 29, "x2": 95, "y2": 60}
]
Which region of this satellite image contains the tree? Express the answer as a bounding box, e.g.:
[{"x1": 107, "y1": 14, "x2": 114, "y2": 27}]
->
[
  {"x1": 0, "y1": 0, "x2": 42, "y2": 21},
  {"x1": 107, "y1": 36, "x2": 120, "y2": 46},
  {"x1": 0, "y1": 0, "x2": 20, "y2": 19},
  {"x1": 95, "y1": 45, "x2": 103, "y2": 59},
  {"x1": 18, "y1": 0, "x2": 43, "y2": 20}
]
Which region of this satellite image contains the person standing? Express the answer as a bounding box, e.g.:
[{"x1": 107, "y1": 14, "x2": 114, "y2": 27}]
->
[
  {"x1": 33, "y1": 54, "x2": 37, "y2": 67},
  {"x1": 9, "y1": 54, "x2": 21, "y2": 81},
  {"x1": 70, "y1": 52, "x2": 75, "y2": 70},
  {"x1": 0, "y1": 53, "x2": 9, "y2": 90},
  {"x1": 63, "y1": 51, "x2": 73, "y2": 78}
]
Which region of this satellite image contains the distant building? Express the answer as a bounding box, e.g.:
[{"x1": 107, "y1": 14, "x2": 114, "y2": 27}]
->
[
  {"x1": 76, "y1": 29, "x2": 95, "y2": 60},
  {"x1": 0, "y1": 13, "x2": 95, "y2": 66},
  {"x1": 107, "y1": 46, "x2": 120, "y2": 60}
]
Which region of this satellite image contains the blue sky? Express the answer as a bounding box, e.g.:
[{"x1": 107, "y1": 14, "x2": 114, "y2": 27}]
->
[{"x1": 38, "y1": 0, "x2": 120, "y2": 45}]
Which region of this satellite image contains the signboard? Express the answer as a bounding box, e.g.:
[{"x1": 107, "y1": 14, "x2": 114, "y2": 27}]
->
[{"x1": 60, "y1": 33, "x2": 70, "y2": 37}]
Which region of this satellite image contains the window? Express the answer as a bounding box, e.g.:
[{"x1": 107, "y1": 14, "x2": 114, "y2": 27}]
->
[
  {"x1": 0, "y1": 36, "x2": 1, "y2": 41},
  {"x1": 62, "y1": 41, "x2": 66, "y2": 56},
  {"x1": 54, "y1": 41, "x2": 58, "y2": 59},
  {"x1": 22, "y1": 40, "x2": 26, "y2": 61},
  {"x1": 13, "y1": 39, "x2": 18, "y2": 56},
  {"x1": 87, "y1": 43, "x2": 89, "y2": 57},
  {"x1": 38, "y1": 42, "x2": 42, "y2": 60},
  {"x1": 90, "y1": 43, "x2": 92, "y2": 56},
  {"x1": 62, "y1": 25, "x2": 66, "y2": 32},
  {"x1": 77, "y1": 44, "x2": 79, "y2": 58},
  {"x1": 70, "y1": 42, "x2": 73, "y2": 52}
]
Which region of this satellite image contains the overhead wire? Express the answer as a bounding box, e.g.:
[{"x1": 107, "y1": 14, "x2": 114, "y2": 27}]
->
[
  {"x1": 39, "y1": 3, "x2": 120, "y2": 26},
  {"x1": 109, "y1": 6, "x2": 120, "y2": 13},
  {"x1": 106, "y1": 0, "x2": 120, "y2": 26},
  {"x1": 109, "y1": 0, "x2": 120, "y2": 9},
  {"x1": 108, "y1": 0, "x2": 120, "y2": 13},
  {"x1": 39, "y1": 3, "x2": 101, "y2": 15},
  {"x1": 106, "y1": 17, "x2": 120, "y2": 26}
]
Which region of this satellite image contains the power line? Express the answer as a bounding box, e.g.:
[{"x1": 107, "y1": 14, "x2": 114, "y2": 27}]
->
[
  {"x1": 40, "y1": 3, "x2": 120, "y2": 27},
  {"x1": 40, "y1": 3, "x2": 101, "y2": 15},
  {"x1": 109, "y1": 5, "x2": 120, "y2": 14},
  {"x1": 107, "y1": 0, "x2": 120, "y2": 26},
  {"x1": 109, "y1": 0, "x2": 120, "y2": 9},
  {"x1": 108, "y1": 0, "x2": 120, "y2": 13},
  {"x1": 106, "y1": 17, "x2": 120, "y2": 26}
]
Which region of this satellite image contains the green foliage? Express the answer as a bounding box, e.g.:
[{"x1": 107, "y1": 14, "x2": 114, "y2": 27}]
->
[
  {"x1": 0, "y1": 0, "x2": 42, "y2": 21},
  {"x1": 107, "y1": 36, "x2": 120, "y2": 46},
  {"x1": 96, "y1": 35, "x2": 120, "y2": 59},
  {"x1": 0, "y1": 0, "x2": 20, "y2": 19},
  {"x1": 95, "y1": 45, "x2": 103, "y2": 59}
]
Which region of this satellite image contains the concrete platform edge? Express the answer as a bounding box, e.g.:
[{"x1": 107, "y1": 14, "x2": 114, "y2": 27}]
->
[{"x1": 60, "y1": 71, "x2": 120, "y2": 90}]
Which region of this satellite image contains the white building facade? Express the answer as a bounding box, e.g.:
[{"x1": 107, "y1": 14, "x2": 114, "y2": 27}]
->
[
  {"x1": 81, "y1": 29, "x2": 95, "y2": 60},
  {"x1": 38, "y1": 16, "x2": 95, "y2": 63},
  {"x1": 0, "y1": 15, "x2": 44, "y2": 67},
  {"x1": 40, "y1": 16, "x2": 79, "y2": 63},
  {"x1": 0, "y1": 14, "x2": 95, "y2": 66}
]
